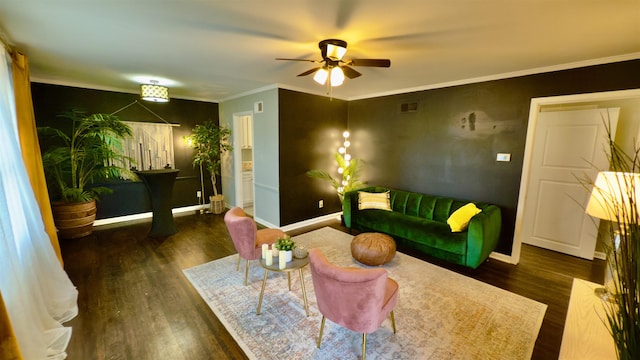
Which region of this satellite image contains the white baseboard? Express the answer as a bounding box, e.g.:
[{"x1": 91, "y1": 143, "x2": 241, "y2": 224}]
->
[
  {"x1": 489, "y1": 252, "x2": 515, "y2": 265},
  {"x1": 593, "y1": 251, "x2": 607, "y2": 260},
  {"x1": 278, "y1": 212, "x2": 343, "y2": 232},
  {"x1": 93, "y1": 210, "x2": 522, "y2": 268},
  {"x1": 253, "y1": 216, "x2": 278, "y2": 230},
  {"x1": 275, "y1": 213, "x2": 517, "y2": 267},
  {"x1": 93, "y1": 204, "x2": 205, "y2": 227}
]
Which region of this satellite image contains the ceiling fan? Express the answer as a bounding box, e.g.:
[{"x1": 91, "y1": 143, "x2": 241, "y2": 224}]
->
[{"x1": 276, "y1": 39, "x2": 391, "y2": 90}]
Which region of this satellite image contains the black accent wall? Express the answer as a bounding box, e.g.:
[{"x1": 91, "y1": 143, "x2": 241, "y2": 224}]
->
[
  {"x1": 31, "y1": 83, "x2": 219, "y2": 219},
  {"x1": 278, "y1": 89, "x2": 348, "y2": 225},
  {"x1": 345, "y1": 59, "x2": 640, "y2": 254},
  {"x1": 30, "y1": 59, "x2": 640, "y2": 256}
]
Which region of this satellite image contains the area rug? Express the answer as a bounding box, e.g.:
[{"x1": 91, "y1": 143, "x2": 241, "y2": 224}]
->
[{"x1": 183, "y1": 227, "x2": 547, "y2": 359}]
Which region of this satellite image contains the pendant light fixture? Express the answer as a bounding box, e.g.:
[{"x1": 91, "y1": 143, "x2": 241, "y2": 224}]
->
[{"x1": 140, "y1": 80, "x2": 170, "y2": 103}]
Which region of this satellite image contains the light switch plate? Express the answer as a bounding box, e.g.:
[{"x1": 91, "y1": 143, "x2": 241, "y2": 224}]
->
[{"x1": 496, "y1": 153, "x2": 511, "y2": 162}]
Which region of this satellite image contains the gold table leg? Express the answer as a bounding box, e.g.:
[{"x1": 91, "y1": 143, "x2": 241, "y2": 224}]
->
[
  {"x1": 256, "y1": 269, "x2": 269, "y2": 315},
  {"x1": 299, "y1": 268, "x2": 309, "y2": 316},
  {"x1": 287, "y1": 272, "x2": 291, "y2": 291}
]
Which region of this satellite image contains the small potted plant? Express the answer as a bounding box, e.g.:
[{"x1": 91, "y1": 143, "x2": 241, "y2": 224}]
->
[
  {"x1": 274, "y1": 235, "x2": 296, "y2": 262},
  {"x1": 185, "y1": 120, "x2": 232, "y2": 214}
]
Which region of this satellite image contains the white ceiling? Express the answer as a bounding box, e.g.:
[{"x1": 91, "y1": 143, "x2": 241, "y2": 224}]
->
[{"x1": 1, "y1": 0, "x2": 639, "y2": 102}]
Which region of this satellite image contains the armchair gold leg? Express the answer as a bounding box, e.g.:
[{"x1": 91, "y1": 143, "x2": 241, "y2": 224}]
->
[
  {"x1": 236, "y1": 255, "x2": 241, "y2": 271},
  {"x1": 244, "y1": 259, "x2": 250, "y2": 286},
  {"x1": 317, "y1": 316, "x2": 326, "y2": 349},
  {"x1": 362, "y1": 333, "x2": 367, "y2": 360},
  {"x1": 390, "y1": 310, "x2": 397, "y2": 334}
]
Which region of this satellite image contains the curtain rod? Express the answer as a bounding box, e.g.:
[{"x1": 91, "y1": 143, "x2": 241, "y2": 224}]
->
[{"x1": 109, "y1": 100, "x2": 180, "y2": 126}]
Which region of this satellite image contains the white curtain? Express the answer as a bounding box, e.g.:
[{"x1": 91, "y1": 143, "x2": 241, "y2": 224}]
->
[{"x1": 0, "y1": 46, "x2": 78, "y2": 359}]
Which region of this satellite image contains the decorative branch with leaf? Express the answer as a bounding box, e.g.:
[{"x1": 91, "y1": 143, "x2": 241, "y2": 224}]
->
[{"x1": 307, "y1": 151, "x2": 366, "y2": 203}]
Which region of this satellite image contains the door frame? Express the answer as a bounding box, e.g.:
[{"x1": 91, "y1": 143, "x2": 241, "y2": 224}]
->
[
  {"x1": 510, "y1": 88, "x2": 640, "y2": 265},
  {"x1": 232, "y1": 111, "x2": 253, "y2": 209}
]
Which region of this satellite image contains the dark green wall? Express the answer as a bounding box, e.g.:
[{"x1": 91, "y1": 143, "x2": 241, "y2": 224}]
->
[
  {"x1": 31, "y1": 83, "x2": 219, "y2": 219},
  {"x1": 278, "y1": 89, "x2": 348, "y2": 224},
  {"x1": 346, "y1": 59, "x2": 640, "y2": 254}
]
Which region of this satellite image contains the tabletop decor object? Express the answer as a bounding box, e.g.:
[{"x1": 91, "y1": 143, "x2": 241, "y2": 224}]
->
[
  {"x1": 275, "y1": 235, "x2": 296, "y2": 262},
  {"x1": 293, "y1": 246, "x2": 309, "y2": 259}
]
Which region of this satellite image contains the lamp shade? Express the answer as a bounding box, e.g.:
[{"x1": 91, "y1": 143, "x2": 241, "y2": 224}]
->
[
  {"x1": 140, "y1": 83, "x2": 169, "y2": 102},
  {"x1": 313, "y1": 68, "x2": 329, "y2": 85},
  {"x1": 586, "y1": 171, "x2": 640, "y2": 222},
  {"x1": 330, "y1": 67, "x2": 345, "y2": 86},
  {"x1": 326, "y1": 43, "x2": 347, "y2": 60}
]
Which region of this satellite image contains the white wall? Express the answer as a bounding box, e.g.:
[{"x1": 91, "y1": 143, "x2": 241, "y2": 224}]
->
[{"x1": 219, "y1": 86, "x2": 281, "y2": 227}]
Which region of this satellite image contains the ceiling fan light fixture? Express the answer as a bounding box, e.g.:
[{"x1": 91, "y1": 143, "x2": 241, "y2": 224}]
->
[
  {"x1": 330, "y1": 67, "x2": 344, "y2": 86},
  {"x1": 140, "y1": 80, "x2": 169, "y2": 102},
  {"x1": 326, "y1": 43, "x2": 347, "y2": 61},
  {"x1": 313, "y1": 68, "x2": 329, "y2": 85}
]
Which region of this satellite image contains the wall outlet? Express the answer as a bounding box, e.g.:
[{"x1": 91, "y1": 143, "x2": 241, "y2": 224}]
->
[
  {"x1": 496, "y1": 153, "x2": 511, "y2": 162},
  {"x1": 196, "y1": 191, "x2": 202, "y2": 198},
  {"x1": 318, "y1": 200, "x2": 324, "y2": 208}
]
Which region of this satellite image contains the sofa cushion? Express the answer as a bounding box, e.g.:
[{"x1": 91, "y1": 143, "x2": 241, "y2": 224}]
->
[
  {"x1": 447, "y1": 203, "x2": 482, "y2": 232},
  {"x1": 389, "y1": 190, "x2": 410, "y2": 213},
  {"x1": 358, "y1": 191, "x2": 391, "y2": 211},
  {"x1": 355, "y1": 210, "x2": 467, "y2": 256}
]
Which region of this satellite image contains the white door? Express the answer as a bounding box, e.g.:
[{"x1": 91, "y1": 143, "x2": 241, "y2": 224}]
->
[{"x1": 521, "y1": 108, "x2": 619, "y2": 259}]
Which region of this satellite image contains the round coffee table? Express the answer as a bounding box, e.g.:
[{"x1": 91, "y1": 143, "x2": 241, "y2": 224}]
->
[
  {"x1": 351, "y1": 232, "x2": 396, "y2": 266},
  {"x1": 256, "y1": 256, "x2": 310, "y2": 316}
]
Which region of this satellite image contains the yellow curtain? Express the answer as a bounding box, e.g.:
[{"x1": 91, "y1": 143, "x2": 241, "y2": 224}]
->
[
  {"x1": 11, "y1": 51, "x2": 63, "y2": 264},
  {"x1": 0, "y1": 293, "x2": 23, "y2": 360}
]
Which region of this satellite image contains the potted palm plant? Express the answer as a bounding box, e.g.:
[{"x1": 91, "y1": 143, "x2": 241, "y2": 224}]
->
[
  {"x1": 185, "y1": 120, "x2": 232, "y2": 214},
  {"x1": 38, "y1": 109, "x2": 135, "y2": 238}
]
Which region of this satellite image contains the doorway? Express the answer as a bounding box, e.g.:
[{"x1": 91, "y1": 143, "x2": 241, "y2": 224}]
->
[
  {"x1": 519, "y1": 108, "x2": 619, "y2": 259},
  {"x1": 511, "y1": 88, "x2": 640, "y2": 264},
  {"x1": 233, "y1": 112, "x2": 254, "y2": 215}
]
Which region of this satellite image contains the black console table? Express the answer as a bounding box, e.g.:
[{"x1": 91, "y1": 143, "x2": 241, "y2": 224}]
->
[{"x1": 135, "y1": 169, "x2": 180, "y2": 237}]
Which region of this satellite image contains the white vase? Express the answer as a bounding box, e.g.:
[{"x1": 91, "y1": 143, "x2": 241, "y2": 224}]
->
[{"x1": 284, "y1": 250, "x2": 293, "y2": 262}]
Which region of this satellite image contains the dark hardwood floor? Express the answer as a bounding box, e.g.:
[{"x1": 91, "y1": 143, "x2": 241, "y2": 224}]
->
[{"x1": 60, "y1": 211, "x2": 605, "y2": 360}]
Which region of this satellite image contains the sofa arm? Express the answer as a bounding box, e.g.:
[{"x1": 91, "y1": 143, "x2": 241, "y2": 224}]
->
[
  {"x1": 465, "y1": 205, "x2": 502, "y2": 269},
  {"x1": 342, "y1": 190, "x2": 356, "y2": 228}
]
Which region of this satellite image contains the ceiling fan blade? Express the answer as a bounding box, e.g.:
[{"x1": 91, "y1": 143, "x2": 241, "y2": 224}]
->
[
  {"x1": 341, "y1": 66, "x2": 362, "y2": 79},
  {"x1": 348, "y1": 59, "x2": 391, "y2": 67},
  {"x1": 276, "y1": 58, "x2": 320, "y2": 63},
  {"x1": 297, "y1": 67, "x2": 321, "y2": 77}
]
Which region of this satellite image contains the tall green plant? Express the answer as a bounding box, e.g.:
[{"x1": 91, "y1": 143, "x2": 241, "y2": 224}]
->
[
  {"x1": 185, "y1": 120, "x2": 232, "y2": 197},
  {"x1": 307, "y1": 152, "x2": 366, "y2": 203},
  {"x1": 588, "y1": 124, "x2": 640, "y2": 360},
  {"x1": 38, "y1": 109, "x2": 135, "y2": 203}
]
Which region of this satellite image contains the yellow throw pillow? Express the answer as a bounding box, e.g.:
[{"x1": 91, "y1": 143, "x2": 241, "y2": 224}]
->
[
  {"x1": 358, "y1": 191, "x2": 391, "y2": 211},
  {"x1": 447, "y1": 203, "x2": 482, "y2": 232}
]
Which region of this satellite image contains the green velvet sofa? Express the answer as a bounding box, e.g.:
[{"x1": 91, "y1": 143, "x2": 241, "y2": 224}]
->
[{"x1": 342, "y1": 186, "x2": 502, "y2": 269}]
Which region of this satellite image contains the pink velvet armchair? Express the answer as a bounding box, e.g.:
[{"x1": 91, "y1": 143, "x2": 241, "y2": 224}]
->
[
  {"x1": 224, "y1": 207, "x2": 286, "y2": 285},
  {"x1": 309, "y1": 248, "x2": 399, "y2": 360}
]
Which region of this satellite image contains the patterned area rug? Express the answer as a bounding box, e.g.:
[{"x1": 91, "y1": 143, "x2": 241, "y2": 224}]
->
[{"x1": 183, "y1": 227, "x2": 546, "y2": 359}]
